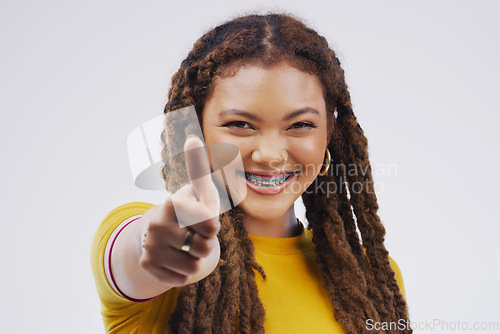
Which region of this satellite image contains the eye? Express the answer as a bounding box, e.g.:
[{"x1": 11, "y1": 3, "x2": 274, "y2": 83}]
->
[
  {"x1": 221, "y1": 121, "x2": 254, "y2": 129},
  {"x1": 288, "y1": 122, "x2": 317, "y2": 130}
]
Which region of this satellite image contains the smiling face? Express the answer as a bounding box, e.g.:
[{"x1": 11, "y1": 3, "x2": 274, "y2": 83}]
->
[{"x1": 202, "y1": 61, "x2": 329, "y2": 229}]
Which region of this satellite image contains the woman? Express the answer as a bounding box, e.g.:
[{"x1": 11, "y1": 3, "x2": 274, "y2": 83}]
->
[{"x1": 91, "y1": 13, "x2": 411, "y2": 333}]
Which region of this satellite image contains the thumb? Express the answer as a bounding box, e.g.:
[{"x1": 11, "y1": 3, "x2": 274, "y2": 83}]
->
[{"x1": 183, "y1": 136, "x2": 218, "y2": 206}]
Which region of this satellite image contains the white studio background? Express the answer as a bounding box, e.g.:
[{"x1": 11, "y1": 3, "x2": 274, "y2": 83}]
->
[{"x1": 0, "y1": 0, "x2": 498, "y2": 333}]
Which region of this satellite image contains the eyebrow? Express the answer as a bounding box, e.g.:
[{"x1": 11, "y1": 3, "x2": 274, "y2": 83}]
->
[{"x1": 219, "y1": 107, "x2": 319, "y2": 121}]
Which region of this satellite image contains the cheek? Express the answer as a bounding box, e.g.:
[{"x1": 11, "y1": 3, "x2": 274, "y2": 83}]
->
[
  {"x1": 291, "y1": 135, "x2": 327, "y2": 175},
  {"x1": 298, "y1": 151, "x2": 323, "y2": 176}
]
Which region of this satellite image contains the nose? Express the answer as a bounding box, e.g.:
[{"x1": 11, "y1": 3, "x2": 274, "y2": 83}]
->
[{"x1": 251, "y1": 134, "x2": 288, "y2": 168}]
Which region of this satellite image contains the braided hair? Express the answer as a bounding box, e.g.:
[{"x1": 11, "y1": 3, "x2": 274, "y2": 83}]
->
[{"x1": 160, "y1": 13, "x2": 411, "y2": 334}]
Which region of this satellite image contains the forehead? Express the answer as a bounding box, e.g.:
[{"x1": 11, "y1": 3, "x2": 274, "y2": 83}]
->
[{"x1": 204, "y1": 62, "x2": 326, "y2": 118}]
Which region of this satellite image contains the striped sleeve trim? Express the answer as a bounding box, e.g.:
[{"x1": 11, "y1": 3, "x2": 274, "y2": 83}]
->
[{"x1": 104, "y1": 215, "x2": 155, "y2": 303}]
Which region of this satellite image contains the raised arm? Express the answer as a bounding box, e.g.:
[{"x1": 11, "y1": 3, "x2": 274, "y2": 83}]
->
[{"x1": 108, "y1": 136, "x2": 222, "y2": 300}]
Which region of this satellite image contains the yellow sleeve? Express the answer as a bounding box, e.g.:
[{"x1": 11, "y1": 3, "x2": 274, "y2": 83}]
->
[
  {"x1": 388, "y1": 256, "x2": 406, "y2": 300},
  {"x1": 90, "y1": 201, "x2": 171, "y2": 333}
]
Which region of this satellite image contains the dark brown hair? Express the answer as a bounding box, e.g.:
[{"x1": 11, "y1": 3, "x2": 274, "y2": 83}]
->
[{"x1": 160, "y1": 13, "x2": 411, "y2": 334}]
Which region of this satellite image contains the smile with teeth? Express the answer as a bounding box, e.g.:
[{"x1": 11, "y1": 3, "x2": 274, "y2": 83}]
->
[{"x1": 245, "y1": 172, "x2": 294, "y2": 187}]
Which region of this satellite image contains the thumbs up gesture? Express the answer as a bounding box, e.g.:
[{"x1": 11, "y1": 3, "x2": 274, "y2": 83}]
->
[{"x1": 139, "y1": 136, "x2": 221, "y2": 287}]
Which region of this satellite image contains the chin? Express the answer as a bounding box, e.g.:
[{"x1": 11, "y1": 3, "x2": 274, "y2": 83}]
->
[{"x1": 237, "y1": 196, "x2": 295, "y2": 222}]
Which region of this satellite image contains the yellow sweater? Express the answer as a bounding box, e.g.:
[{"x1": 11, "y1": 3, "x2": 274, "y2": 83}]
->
[{"x1": 91, "y1": 202, "x2": 406, "y2": 333}]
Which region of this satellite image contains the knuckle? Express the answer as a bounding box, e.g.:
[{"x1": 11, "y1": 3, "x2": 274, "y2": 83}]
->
[
  {"x1": 147, "y1": 221, "x2": 171, "y2": 236},
  {"x1": 204, "y1": 220, "x2": 220, "y2": 236},
  {"x1": 197, "y1": 240, "x2": 212, "y2": 257},
  {"x1": 190, "y1": 258, "x2": 201, "y2": 274},
  {"x1": 176, "y1": 275, "x2": 190, "y2": 286},
  {"x1": 205, "y1": 225, "x2": 217, "y2": 236},
  {"x1": 162, "y1": 199, "x2": 175, "y2": 214},
  {"x1": 139, "y1": 255, "x2": 154, "y2": 271},
  {"x1": 158, "y1": 274, "x2": 178, "y2": 286},
  {"x1": 182, "y1": 259, "x2": 200, "y2": 275},
  {"x1": 147, "y1": 220, "x2": 164, "y2": 232},
  {"x1": 151, "y1": 271, "x2": 166, "y2": 284}
]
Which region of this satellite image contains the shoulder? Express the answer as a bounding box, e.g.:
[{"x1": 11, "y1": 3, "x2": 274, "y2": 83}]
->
[
  {"x1": 91, "y1": 202, "x2": 156, "y2": 255},
  {"x1": 307, "y1": 228, "x2": 407, "y2": 301},
  {"x1": 90, "y1": 202, "x2": 182, "y2": 331},
  {"x1": 388, "y1": 256, "x2": 406, "y2": 300},
  {"x1": 102, "y1": 202, "x2": 156, "y2": 223}
]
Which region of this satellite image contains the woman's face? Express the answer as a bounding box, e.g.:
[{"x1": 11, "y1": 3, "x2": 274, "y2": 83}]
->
[{"x1": 202, "y1": 62, "x2": 329, "y2": 222}]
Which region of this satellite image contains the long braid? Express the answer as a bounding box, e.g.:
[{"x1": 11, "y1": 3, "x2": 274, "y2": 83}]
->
[
  {"x1": 331, "y1": 85, "x2": 410, "y2": 330},
  {"x1": 336, "y1": 102, "x2": 410, "y2": 328},
  {"x1": 328, "y1": 45, "x2": 410, "y2": 328},
  {"x1": 160, "y1": 13, "x2": 411, "y2": 333},
  {"x1": 212, "y1": 212, "x2": 242, "y2": 334},
  {"x1": 336, "y1": 174, "x2": 392, "y2": 322},
  {"x1": 193, "y1": 269, "x2": 220, "y2": 332},
  {"x1": 167, "y1": 283, "x2": 196, "y2": 333},
  {"x1": 236, "y1": 217, "x2": 266, "y2": 334},
  {"x1": 330, "y1": 130, "x2": 392, "y2": 322},
  {"x1": 213, "y1": 212, "x2": 241, "y2": 334},
  {"x1": 302, "y1": 176, "x2": 381, "y2": 332}
]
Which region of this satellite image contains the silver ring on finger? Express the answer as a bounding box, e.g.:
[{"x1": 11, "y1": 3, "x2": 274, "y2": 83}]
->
[{"x1": 181, "y1": 230, "x2": 195, "y2": 253}]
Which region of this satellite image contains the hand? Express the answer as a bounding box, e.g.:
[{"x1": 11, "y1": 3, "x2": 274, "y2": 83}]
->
[{"x1": 139, "y1": 136, "x2": 221, "y2": 287}]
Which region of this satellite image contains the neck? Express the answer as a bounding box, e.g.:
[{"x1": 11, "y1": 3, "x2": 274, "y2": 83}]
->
[{"x1": 242, "y1": 205, "x2": 301, "y2": 238}]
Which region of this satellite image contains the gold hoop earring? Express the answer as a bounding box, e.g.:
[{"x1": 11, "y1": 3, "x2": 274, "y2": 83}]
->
[
  {"x1": 318, "y1": 148, "x2": 331, "y2": 176},
  {"x1": 281, "y1": 153, "x2": 287, "y2": 163}
]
